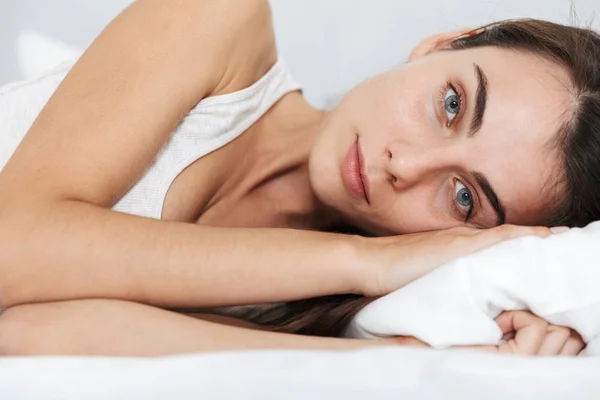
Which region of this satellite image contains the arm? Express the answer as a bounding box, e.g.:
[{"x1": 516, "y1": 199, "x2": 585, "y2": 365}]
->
[
  {"x1": 0, "y1": 204, "x2": 358, "y2": 308},
  {"x1": 0, "y1": 0, "x2": 361, "y2": 308},
  {"x1": 0, "y1": 300, "x2": 393, "y2": 357},
  {"x1": 0, "y1": 1, "x2": 556, "y2": 309}
]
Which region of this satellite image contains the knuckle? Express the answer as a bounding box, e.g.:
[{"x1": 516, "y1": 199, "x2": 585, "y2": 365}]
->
[
  {"x1": 531, "y1": 226, "x2": 553, "y2": 238},
  {"x1": 527, "y1": 311, "x2": 547, "y2": 324},
  {"x1": 518, "y1": 310, "x2": 548, "y2": 329},
  {"x1": 493, "y1": 225, "x2": 551, "y2": 240},
  {"x1": 491, "y1": 224, "x2": 515, "y2": 239},
  {"x1": 552, "y1": 326, "x2": 572, "y2": 339},
  {"x1": 535, "y1": 320, "x2": 550, "y2": 333}
]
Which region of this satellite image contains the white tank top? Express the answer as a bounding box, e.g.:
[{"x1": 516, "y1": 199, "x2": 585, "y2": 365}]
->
[{"x1": 0, "y1": 59, "x2": 302, "y2": 219}]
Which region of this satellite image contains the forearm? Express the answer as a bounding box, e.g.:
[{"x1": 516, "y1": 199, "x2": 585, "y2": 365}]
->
[
  {"x1": 0, "y1": 200, "x2": 360, "y2": 308},
  {"x1": 0, "y1": 300, "x2": 382, "y2": 357}
]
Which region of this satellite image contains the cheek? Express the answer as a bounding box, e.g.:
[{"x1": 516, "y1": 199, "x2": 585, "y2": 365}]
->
[
  {"x1": 368, "y1": 183, "x2": 458, "y2": 234},
  {"x1": 333, "y1": 68, "x2": 438, "y2": 141},
  {"x1": 370, "y1": 89, "x2": 438, "y2": 151},
  {"x1": 307, "y1": 109, "x2": 364, "y2": 208}
]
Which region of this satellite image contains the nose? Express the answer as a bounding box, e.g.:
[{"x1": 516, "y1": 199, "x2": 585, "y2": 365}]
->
[{"x1": 386, "y1": 140, "x2": 458, "y2": 189}]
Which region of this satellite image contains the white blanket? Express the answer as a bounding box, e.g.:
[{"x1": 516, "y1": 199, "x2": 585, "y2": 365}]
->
[
  {"x1": 346, "y1": 222, "x2": 600, "y2": 356},
  {"x1": 3, "y1": 348, "x2": 600, "y2": 399}
]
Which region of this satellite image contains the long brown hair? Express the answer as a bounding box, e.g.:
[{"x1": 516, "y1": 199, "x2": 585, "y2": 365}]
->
[{"x1": 216, "y1": 18, "x2": 600, "y2": 337}]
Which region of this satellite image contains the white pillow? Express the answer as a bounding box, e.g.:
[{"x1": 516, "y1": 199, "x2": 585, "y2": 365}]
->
[{"x1": 346, "y1": 221, "x2": 600, "y2": 356}]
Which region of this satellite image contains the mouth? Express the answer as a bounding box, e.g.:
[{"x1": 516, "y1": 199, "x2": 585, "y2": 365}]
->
[{"x1": 341, "y1": 136, "x2": 371, "y2": 204}]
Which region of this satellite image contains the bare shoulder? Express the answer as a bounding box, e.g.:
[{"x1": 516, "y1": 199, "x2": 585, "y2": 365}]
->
[
  {"x1": 123, "y1": 0, "x2": 279, "y2": 98},
  {"x1": 200, "y1": 0, "x2": 279, "y2": 97},
  {"x1": 0, "y1": 0, "x2": 280, "y2": 208}
]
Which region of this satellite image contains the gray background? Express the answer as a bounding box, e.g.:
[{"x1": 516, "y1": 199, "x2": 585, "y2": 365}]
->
[{"x1": 0, "y1": 0, "x2": 598, "y2": 107}]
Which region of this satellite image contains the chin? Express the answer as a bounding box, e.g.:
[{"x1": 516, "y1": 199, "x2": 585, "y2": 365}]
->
[
  {"x1": 342, "y1": 215, "x2": 396, "y2": 237},
  {"x1": 309, "y1": 159, "x2": 388, "y2": 237},
  {"x1": 308, "y1": 148, "x2": 338, "y2": 200}
]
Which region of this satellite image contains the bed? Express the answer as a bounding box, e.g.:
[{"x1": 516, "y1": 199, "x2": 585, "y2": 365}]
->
[
  {"x1": 1, "y1": 0, "x2": 600, "y2": 398},
  {"x1": 2, "y1": 348, "x2": 600, "y2": 399}
]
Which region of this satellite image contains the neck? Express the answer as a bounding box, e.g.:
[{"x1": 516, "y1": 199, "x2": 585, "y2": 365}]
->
[{"x1": 222, "y1": 92, "x2": 342, "y2": 231}]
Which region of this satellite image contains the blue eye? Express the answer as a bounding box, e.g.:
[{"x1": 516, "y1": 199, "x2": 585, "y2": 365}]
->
[
  {"x1": 455, "y1": 180, "x2": 473, "y2": 216},
  {"x1": 444, "y1": 87, "x2": 461, "y2": 123}
]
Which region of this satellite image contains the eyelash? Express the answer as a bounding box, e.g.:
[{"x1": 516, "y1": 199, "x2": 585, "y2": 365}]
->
[
  {"x1": 439, "y1": 82, "x2": 472, "y2": 222},
  {"x1": 451, "y1": 178, "x2": 476, "y2": 222},
  {"x1": 439, "y1": 82, "x2": 465, "y2": 128}
]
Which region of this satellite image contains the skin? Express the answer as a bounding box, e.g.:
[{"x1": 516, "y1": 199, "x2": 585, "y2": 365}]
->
[
  {"x1": 199, "y1": 29, "x2": 574, "y2": 237},
  {"x1": 0, "y1": 1, "x2": 583, "y2": 356},
  {"x1": 180, "y1": 30, "x2": 582, "y2": 354},
  {"x1": 0, "y1": 301, "x2": 585, "y2": 357},
  {"x1": 309, "y1": 40, "x2": 573, "y2": 236}
]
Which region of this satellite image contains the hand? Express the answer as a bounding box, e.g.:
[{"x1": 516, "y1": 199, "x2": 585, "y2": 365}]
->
[
  {"x1": 389, "y1": 311, "x2": 585, "y2": 356},
  {"x1": 356, "y1": 225, "x2": 556, "y2": 297},
  {"x1": 468, "y1": 311, "x2": 586, "y2": 356}
]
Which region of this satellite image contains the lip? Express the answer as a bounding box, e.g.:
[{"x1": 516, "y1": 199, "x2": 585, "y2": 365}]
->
[
  {"x1": 357, "y1": 140, "x2": 371, "y2": 204},
  {"x1": 341, "y1": 137, "x2": 370, "y2": 204}
]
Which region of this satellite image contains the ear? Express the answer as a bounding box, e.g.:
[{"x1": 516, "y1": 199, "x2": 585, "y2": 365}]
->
[{"x1": 408, "y1": 27, "x2": 483, "y2": 62}]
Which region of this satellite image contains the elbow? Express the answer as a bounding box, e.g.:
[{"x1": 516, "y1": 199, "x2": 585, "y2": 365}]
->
[
  {"x1": 0, "y1": 260, "x2": 32, "y2": 310},
  {"x1": 0, "y1": 304, "x2": 67, "y2": 356},
  {"x1": 0, "y1": 306, "x2": 35, "y2": 356},
  {"x1": 0, "y1": 283, "x2": 26, "y2": 310},
  {"x1": 0, "y1": 208, "x2": 43, "y2": 309}
]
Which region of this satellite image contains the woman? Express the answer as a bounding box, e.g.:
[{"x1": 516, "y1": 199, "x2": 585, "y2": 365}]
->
[{"x1": 0, "y1": 0, "x2": 597, "y2": 356}]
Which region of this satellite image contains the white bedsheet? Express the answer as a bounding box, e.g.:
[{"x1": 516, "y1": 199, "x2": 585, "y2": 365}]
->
[{"x1": 1, "y1": 347, "x2": 599, "y2": 399}]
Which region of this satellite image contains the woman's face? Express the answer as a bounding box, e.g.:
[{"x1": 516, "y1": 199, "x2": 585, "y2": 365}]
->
[{"x1": 309, "y1": 39, "x2": 575, "y2": 236}]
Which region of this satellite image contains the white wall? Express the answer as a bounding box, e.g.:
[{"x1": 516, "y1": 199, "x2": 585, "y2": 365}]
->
[
  {"x1": 1, "y1": 0, "x2": 599, "y2": 107},
  {"x1": 0, "y1": 0, "x2": 133, "y2": 82}
]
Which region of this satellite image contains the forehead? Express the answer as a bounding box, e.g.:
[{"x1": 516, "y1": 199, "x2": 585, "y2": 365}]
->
[{"x1": 448, "y1": 47, "x2": 573, "y2": 223}]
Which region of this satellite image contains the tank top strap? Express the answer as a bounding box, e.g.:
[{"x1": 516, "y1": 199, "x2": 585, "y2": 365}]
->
[{"x1": 111, "y1": 59, "x2": 303, "y2": 220}]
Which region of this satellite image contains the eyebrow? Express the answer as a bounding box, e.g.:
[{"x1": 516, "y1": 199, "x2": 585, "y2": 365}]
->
[
  {"x1": 472, "y1": 171, "x2": 506, "y2": 226},
  {"x1": 468, "y1": 64, "x2": 488, "y2": 137},
  {"x1": 465, "y1": 64, "x2": 504, "y2": 225}
]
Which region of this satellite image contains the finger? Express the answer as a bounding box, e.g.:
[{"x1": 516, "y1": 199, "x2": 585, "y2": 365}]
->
[
  {"x1": 490, "y1": 225, "x2": 554, "y2": 242},
  {"x1": 512, "y1": 320, "x2": 548, "y2": 355},
  {"x1": 495, "y1": 310, "x2": 547, "y2": 335},
  {"x1": 496, "y1": 311, "x2": 548, "y2": 355},
  {"x1": 560, "y1": 331, "x2": 586, "y2": 356},
  {"x1": 538, "y1": 325, "x2": 571, "y2": 356},
  {"x1": 449, "y1": 230, "x2": 516, "y2": 257},
  {"x1": 494, "y1": 311, "x2": 517, "y2": 335},
  {"x1": 393, "y1": 336, "x2": 429, "y2": 348},
  {"x1": 461, "y1": 225, "x2": 552, "y2": 257},
  {"x1": 455, "y1": 326, "x2": 580, "y2": 357}
]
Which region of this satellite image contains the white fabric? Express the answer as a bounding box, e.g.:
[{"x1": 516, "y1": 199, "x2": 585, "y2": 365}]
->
[
  {"x1": 2, "y1": 347, "x2": 600, "y2": 399},
  {"x1": 346, "y1": 222, "x2": 600, "y2": 355},
  {"x1": 0, "y1": 62, "x2": 70, "y2": 169},
  {"x1": 0, "y1": 59, "x2": 302, "y2": 219}
]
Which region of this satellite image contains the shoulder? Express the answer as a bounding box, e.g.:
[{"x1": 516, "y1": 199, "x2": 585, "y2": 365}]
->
[
  {"x1": 204, "y1": 0, "x2": 279, "y2": 97},
  {"x1": 124, "y1": 0, "x2": 279, "y2": 98}
]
